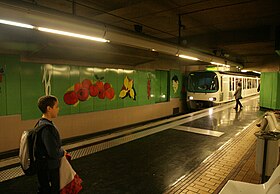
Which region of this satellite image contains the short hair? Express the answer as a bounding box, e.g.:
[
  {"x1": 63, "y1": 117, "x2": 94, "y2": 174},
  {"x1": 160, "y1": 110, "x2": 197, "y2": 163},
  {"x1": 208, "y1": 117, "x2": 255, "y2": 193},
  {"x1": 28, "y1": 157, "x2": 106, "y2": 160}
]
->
[
  {"x1": 238, "y1": 83, "x2": 242, "y2": 87},
  {"x1": 38, "y1": 95, "x2": 58, "y2": 113}
]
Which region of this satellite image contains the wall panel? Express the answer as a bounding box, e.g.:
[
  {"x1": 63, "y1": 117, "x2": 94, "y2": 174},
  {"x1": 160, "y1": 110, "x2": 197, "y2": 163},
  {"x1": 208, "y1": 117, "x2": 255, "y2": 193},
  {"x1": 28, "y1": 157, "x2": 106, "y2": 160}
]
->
[
  {"x1": 0, "y1": 56, "x2": 7, "y2": 116},
  {"x1": 20, "y1": 63, "x2": 44, "y2": 120}
]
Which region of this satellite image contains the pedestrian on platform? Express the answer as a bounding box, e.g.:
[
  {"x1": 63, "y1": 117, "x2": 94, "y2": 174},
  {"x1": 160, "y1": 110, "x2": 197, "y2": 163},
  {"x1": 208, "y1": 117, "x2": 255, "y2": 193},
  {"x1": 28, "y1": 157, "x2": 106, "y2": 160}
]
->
[
  {"x1": 36, "y1": 95, "x2": 65, "y2": 194},
  {"x1": 234, "y1": 82, "x2": 243, "y2": 110}
]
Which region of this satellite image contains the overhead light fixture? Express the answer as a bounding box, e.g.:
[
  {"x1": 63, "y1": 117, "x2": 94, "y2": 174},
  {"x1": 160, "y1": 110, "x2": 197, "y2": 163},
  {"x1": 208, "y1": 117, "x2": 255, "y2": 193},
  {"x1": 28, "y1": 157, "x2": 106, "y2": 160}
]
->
[
  {"x1": 0, "y1": 19, "x2": 34, "y2": 29},
  {"x1": 37, "y1": 27, "x2": 109, "y2": 43},
  {"x1": 178, "y1": 54, "x2": 199, "y2": 61},
  {"x1": 0, "y1": 19, "x2": 109, "y2": 43},
  {"x1": 210, "y1": 61, "x2": 225, "y2": 66}
]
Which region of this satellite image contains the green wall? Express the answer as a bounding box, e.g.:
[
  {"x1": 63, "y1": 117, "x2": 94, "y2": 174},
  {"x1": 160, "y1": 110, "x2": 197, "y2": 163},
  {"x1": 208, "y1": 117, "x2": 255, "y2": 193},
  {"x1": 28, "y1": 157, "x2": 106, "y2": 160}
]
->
[
  {"x1": 260, "y1": 72, "x2": 280, "y2": 110},
  {"x1": 0, "y1": 54, "x2": 184, "y2": 120},
  {"x1": 0, "y1": 55, "x2": 21, "y2": 115}
]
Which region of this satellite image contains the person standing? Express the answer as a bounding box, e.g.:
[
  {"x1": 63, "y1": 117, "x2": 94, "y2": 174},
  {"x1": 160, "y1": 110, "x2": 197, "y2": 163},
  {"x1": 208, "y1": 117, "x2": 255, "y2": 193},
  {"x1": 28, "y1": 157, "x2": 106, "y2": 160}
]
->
[
  {"x1": 35, "y1": 95, "x2": 65, "y2": 194},
  {"x1": 234, "y1": 82, "x2": 243, "y2": 110}
]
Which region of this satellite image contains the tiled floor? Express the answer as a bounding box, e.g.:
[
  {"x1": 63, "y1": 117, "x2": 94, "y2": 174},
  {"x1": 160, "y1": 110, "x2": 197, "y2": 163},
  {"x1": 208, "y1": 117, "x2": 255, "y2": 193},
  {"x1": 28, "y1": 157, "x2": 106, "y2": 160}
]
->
[
  {"x1": 165, "y1": 118, "x2": 279, "y2": 194},
  {"x1": 1, "y1": 96, "x2": 279, "y2": 194}
]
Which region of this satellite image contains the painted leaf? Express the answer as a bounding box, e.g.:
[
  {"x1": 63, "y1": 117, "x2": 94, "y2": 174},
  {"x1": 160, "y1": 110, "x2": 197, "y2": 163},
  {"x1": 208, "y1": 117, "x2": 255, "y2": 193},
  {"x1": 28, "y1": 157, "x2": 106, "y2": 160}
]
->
[
  {"x1": 128, "y1": 79, "x2": 133, "y2": 90},
  {"x1": 124, "y1": 76, "x2": 129, "y2": 89},
  {"x1": 129, "y1": 89, "x2": 135, "y2": 99},
  {"x1": 119, "y1": 90, "x2": 127, "y2": 98}
]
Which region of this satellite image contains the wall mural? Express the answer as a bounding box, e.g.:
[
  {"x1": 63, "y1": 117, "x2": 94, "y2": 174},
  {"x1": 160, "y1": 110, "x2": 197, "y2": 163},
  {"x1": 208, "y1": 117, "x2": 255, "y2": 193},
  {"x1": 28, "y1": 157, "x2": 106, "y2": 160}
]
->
[
  {"x1": 42, "y1": 64, "x2": 52, "y2": 95},
  {"x1": 0, "y1": 66, "x2": 4, "y2": 83},
  {"x1": 0, "y1": 54, "x2": 184, "y2": 119},
  {"x1": 64, "y1": 76, "x2": 115, "y2": 106},
  {"x1": 147, "y1": 77, "x2": 151, "y2": 99},
  {"x1": 147, "y1": 72, "x2": 155, "y2": 100},
  {"x1": 119, "y1": 76, "x2": 136, "y2": 100},
  {"x1": 172, "y1": 75, "x2": 179, "y2": 94},
  {"x1": 0, "y1": 65, "x2": 4, "y2": 94}
]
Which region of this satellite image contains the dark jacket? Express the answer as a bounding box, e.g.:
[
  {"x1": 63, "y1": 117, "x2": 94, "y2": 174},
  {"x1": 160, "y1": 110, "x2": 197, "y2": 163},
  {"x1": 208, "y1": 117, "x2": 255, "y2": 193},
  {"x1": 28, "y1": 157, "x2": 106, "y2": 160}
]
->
[{"x1": 36, "y1": 118, "x2": 64, "y2": 169}]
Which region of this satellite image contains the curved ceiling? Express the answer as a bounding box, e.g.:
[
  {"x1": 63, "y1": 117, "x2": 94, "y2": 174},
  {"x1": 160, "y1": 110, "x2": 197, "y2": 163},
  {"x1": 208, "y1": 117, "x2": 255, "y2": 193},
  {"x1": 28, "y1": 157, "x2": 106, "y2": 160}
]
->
[{"x1": 0, "y1": 0, "x2": 280, "y2": 71}]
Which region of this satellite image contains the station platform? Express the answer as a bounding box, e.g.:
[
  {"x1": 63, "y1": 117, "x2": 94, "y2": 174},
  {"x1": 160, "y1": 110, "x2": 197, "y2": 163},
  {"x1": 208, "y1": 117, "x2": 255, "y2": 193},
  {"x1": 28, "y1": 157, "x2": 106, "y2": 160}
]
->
[{"x1": 0, "y1": 95, "x2": 275, "y2": 194}]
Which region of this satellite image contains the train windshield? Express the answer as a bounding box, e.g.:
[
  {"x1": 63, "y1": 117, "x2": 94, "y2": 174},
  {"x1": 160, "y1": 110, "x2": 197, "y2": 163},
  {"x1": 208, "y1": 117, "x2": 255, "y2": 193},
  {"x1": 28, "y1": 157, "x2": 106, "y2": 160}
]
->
[{"x1": 187, "y1": 72, "x2": 219, "y2": 93}]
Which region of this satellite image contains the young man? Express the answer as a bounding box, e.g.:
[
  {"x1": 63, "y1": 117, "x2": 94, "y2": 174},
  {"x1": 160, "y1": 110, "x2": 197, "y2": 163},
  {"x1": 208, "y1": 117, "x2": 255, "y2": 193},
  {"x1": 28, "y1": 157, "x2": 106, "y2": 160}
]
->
[
  {"x1": 36, "y1": 95, "x2": 65, "y2": 194},
  {"x1": 234, "y1": 82, "x2": 243, "y2": 110}
]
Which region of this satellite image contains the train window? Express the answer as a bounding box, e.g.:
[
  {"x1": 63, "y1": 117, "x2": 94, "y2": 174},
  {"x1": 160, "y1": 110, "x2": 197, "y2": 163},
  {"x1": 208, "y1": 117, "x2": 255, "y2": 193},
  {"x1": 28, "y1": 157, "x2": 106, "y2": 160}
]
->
[
  {"x1": 232, "y1": 77, "x2": 235, "y2": 91},
  {"x1": 254, "y1": 79, "x2": 257, "y2": 88},
  {"x1": 236, "y1": 78, "x2": 241, "y2": 89},
  {"x1": 187, "y1": 71, "x2": 219, "y2": 93},
  {"x1": 247, "y1": 79, "x2": 251, "y2": 89},
  {"x1": 220, "y1": 76, "x2": 223, "y2": 92}
]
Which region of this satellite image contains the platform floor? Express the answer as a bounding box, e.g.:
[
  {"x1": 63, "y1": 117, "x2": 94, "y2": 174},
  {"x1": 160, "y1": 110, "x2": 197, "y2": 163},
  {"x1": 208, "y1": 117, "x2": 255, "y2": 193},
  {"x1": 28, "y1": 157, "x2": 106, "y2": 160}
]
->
[{"x1": 1, "y1": 96, "x2": 275, "y2": 194}]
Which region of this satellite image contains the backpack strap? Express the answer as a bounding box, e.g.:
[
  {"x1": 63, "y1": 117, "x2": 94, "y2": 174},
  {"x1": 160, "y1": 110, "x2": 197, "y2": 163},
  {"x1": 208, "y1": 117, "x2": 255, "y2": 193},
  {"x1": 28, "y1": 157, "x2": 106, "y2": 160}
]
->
[{"x1": 33, "y1": 124, "x2": 51, "y2": 160}]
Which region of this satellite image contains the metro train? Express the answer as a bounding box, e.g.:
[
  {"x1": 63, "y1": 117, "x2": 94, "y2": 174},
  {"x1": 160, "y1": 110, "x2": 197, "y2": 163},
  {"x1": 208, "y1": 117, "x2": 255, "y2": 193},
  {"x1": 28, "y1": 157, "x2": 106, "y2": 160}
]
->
[{"x1": 186, "y1": 71, "x2": 260, "y2": 109}]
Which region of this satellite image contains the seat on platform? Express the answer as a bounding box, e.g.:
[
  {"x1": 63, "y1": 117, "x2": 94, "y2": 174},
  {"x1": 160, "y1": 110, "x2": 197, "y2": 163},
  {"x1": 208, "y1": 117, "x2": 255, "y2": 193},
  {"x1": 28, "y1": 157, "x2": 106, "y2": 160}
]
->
[
  {"x1": 265, "y1": 112, "x2": 280, "y2": 131},
  {"x1": 219, "y1": 164, "x2": 280, "y2": 194}
]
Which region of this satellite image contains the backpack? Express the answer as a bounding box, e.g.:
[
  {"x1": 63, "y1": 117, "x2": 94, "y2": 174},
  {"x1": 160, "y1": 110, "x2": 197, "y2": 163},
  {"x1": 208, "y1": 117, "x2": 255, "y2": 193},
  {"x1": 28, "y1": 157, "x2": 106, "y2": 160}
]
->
[{"x1": 19, "y1": 123, "x2": 47, "y2": 176}]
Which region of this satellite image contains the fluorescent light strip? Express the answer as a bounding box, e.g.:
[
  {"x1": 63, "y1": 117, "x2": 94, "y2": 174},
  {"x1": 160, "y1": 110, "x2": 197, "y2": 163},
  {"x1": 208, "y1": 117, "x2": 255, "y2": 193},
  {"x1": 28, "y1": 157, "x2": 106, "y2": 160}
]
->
[
  {"x1": 253, "y1": 71, "x2": 261, "y2": 74},
  {"x1": 210, "y1": 61, "x2": 225, "y2": 66},
  {"x1": 0, "y1": 19, "x2": 109, "y2": 43},
  {"x1": 37, "y1": 27, "x2": 109, "y2": 43},
  {"x1": 0, "y1": 19, "x2": 34, "y2": 29},
  {"x1": 178, "y1": 54, "x2": 199, "y2": 61}
]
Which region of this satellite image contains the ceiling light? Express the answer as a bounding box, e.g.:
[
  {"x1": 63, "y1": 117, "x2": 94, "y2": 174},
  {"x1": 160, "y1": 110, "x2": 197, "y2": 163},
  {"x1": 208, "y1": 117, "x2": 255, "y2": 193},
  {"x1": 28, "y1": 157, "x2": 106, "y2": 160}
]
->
[
  {"x1": 0, "y1": 19, "x2": 110, "y2": 43},
  {"x1": 178, "y1": 54, "x2": 199, "y2": 61},
  {"x1": 37, "y1": 27, "x2": 109, "y2": 43},
  {"x1": 0, "y1": 19, "x2": 34, "y2": 29},
  {"x1": 210, "y1": 62, "x2": 225, "y2": 66}
]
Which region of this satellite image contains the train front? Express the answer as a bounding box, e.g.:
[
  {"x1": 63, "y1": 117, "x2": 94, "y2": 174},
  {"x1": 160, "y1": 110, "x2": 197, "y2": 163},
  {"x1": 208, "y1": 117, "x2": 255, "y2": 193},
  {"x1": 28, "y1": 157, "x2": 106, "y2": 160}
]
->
[{"x1": 187, "y1": 71, "x2": 220, "y2": 109}]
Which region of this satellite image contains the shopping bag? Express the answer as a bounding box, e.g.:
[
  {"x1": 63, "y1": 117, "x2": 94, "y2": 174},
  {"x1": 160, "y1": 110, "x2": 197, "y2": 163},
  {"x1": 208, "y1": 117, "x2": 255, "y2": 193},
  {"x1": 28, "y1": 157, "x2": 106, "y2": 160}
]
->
[{"x1": 60, "y1": 156, "x2": 82, "y2": 194}]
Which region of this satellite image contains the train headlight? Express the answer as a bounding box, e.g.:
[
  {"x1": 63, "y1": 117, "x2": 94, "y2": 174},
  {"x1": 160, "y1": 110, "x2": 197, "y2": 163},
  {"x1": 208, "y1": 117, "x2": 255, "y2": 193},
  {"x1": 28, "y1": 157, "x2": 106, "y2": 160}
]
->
[
  {"x1": 209, "y1": 97, "x2": 216, "y2": 101},
  {"x1": 188, "y1": 96, "x2": 194, "y2": 100}
]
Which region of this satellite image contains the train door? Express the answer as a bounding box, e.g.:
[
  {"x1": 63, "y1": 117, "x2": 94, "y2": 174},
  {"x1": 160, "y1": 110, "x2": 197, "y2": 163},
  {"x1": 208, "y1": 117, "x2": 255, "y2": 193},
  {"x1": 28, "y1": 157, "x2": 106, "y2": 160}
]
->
[
  {"x1": 220, "y1": 76, "x2": 228, "y2": 102},
  {"x1": 230, "y1": 76, "x2": 235, "y2": 100}
]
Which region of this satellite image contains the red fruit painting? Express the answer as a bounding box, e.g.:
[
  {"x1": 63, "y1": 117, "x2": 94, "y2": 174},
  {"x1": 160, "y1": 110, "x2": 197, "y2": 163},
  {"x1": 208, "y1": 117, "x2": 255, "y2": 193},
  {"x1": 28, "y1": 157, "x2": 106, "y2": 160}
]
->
[
  {"x1": 77, "y1": 88, "x2": 89, "y2": 101},
  {"x1": 89, "y1": 84, "x2": 99, "y2": 97},
  {"x1": 98, "y1": 89, "x2": 106, "y2": 99},
  {"x1": 104, "y1": 82, "x2": 111, "y2": 90},
  {"x1": 74, "y1": 83, "x2": 83, "y2": 93},
  {"x1": 64, "y1": 79, "x2": 116, "y2": 105},
  {"x1": 95, "y1": 81, "x2": 104, "y2": 90},
  {"x1": 64, "y1": 91, "x2": 78, "y2": 105},
  {"x1": 82, "y1": 79, "x2": 92, "y2": 89},
  {"x1": 105, "y1": 87, "x2": 115, "y2": 99}
]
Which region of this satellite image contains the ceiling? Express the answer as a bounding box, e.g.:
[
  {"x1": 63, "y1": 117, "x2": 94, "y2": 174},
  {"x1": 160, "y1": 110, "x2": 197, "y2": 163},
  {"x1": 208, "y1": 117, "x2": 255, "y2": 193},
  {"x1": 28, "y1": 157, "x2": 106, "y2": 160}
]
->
[{"x1": 0, "y1": 0, "x2": 280, "y2": 71}]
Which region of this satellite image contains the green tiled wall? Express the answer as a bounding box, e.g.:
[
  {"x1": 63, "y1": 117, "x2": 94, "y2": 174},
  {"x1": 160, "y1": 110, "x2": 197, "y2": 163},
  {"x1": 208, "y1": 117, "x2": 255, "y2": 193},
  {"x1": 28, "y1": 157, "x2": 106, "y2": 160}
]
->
[
  {"x1": 260, "y1": 72, "x2": 280, "y2": 110},
  {"x1": 0, "y1": 54, "x2": 183, "y2": 120}
]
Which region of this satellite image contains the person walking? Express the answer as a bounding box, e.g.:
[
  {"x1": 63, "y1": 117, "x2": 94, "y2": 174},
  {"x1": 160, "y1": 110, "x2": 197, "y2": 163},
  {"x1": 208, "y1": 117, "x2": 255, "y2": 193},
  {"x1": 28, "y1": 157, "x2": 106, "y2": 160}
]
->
[
  {"x1": 234, "y1": 82, "x2": 243, "y2": 110},
  {"x1": 35, "y1": 95, "x2": 65, "y2": 194}
]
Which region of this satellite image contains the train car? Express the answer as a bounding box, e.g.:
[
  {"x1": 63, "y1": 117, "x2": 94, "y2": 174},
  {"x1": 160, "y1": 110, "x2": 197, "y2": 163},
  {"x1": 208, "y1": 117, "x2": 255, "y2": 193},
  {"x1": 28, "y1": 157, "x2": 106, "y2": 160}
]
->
[{"x1": 186, "y1": 71, "x2": 260, "y2": 109}]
